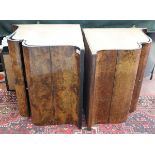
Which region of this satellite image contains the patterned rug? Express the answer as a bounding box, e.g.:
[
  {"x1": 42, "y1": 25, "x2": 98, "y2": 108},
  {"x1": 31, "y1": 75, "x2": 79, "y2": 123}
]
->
[{"x1": 0, "y1": 83, "x2": 155, "y2": 134}]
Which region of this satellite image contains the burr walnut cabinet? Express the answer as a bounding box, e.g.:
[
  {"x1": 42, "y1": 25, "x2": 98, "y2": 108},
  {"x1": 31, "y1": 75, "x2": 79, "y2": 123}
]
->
[
  {"x1": 83, "y1": 28, "x2": 151, "y2": 129},
  {"x1": 6, "y1": 25, "x2": 152, "y2": 129},
  {"x1": 7, "y1": 24, "x2": 84, "y2": 128}
]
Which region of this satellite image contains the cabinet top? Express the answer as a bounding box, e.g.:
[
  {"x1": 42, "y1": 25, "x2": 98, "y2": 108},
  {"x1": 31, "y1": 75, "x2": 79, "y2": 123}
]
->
[
  {"x1": 83, "y1": 28, "x2": 151, "y2": 54},
  {"x1": 9, "y1": 24, "x2": 84, "y2": 50}
]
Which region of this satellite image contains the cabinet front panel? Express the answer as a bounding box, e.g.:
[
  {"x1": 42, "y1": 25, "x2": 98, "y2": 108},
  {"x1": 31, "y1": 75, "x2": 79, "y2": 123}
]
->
[
  {"x1": 109, "y1": 50, "x2": 141, "y2": 123},
  {"x1": 23, "y1": 46, "x2": 80, "y2": 126},
  {"x1": 93, "y1": 51, "x2": 117, "y2": 124}
]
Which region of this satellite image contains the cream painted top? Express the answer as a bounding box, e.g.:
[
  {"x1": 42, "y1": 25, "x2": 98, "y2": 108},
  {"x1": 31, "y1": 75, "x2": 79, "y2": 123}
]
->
[
  {"x1": 10, "y1": 24, "x2": 84, "y2": 50},
  {"x1": 83, "y1": 28, "x2": 151, "y2": 54}
]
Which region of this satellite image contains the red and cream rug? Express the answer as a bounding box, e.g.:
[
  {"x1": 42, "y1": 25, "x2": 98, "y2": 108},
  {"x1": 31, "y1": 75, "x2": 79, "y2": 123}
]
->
[{"x1": 0, "y1": 83, "x2": 155, "y2": 134}]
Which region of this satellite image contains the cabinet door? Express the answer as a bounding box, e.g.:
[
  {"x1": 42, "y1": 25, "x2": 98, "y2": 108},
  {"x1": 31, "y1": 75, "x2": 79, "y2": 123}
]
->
[
  {"x1": 23, "y1": 46, "x2": 81, "y2": 127},
  {"x1": 109, "y1": 50, "x2": 141, "y2": 123}
]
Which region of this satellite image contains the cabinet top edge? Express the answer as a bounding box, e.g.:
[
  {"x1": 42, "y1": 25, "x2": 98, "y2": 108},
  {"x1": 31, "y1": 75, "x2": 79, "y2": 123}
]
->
[
  {"x1": 8, "y1": 24, "x2": 85, "y2": 50},
  {"x1": 83, "y1": 28, "x2": 151, "y2": 54}
]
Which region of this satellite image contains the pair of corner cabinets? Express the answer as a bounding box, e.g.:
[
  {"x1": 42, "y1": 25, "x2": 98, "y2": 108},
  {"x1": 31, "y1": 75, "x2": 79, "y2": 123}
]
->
[{"x1": 1, "y1": 24, "x2": 151, "y2": 129}]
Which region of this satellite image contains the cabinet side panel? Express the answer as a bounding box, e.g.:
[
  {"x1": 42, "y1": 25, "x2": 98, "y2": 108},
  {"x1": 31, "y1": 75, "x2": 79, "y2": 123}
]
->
[
  {"x1": 82, "y1": 33, "x2": 96, "y2": 129},
  {"x1": 23, "y1": 47, "x2": 54, "y2": 125},
  {"x1": 109, "y1": 50, "x2": 141, "y2": 123},
  {"x1": 51, "y1": 46, "x2": 80, "y2": 126},
  {"x1": 130, "y1": 43, "x2": 151, "y2": 112},
  {"x1": 7, "y1": 40, "x2": 29, "y2": 116},
  {"x1": 3, "y1": 54, "x2": 15, "y2": 90},
  {"x1": 94, "y1": 51, "x2": 117, "y2": 124}
]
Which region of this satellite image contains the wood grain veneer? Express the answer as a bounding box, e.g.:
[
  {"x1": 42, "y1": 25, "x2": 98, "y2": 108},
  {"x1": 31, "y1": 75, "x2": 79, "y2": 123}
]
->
[
  {"x1": 23, "y1": 46, "x2": 81, "y2": 127},
  {"x1": 7, "y1": 40, "x2": 30, "y2": 117},
  {"x1": 83, "y1": 28, "x2": 151, "y2": 129},
  {"x1": 130, "y1": 43, "x2": 151, "y2": 112}
]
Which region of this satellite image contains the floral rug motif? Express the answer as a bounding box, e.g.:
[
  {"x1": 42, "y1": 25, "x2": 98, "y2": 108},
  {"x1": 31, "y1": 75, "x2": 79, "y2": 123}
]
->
[{"x1": 0, "y1": 85, "x2": 155, "y2": 134}]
